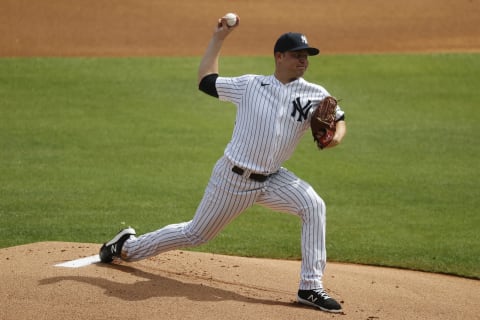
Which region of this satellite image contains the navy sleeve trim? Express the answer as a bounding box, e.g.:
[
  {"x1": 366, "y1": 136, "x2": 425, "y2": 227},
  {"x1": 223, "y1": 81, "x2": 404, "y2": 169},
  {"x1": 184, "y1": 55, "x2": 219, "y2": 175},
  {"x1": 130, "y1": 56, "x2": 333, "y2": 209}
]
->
[{"x1": 199, "y1": 73, "x2": 219, "y2": 98}]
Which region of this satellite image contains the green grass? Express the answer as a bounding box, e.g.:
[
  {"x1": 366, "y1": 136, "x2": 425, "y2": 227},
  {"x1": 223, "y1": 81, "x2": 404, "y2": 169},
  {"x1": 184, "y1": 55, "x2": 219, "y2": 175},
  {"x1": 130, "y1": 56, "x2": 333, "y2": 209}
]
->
[{"x1": 0, "y1": 54, "x2": 479, "y2": 279}]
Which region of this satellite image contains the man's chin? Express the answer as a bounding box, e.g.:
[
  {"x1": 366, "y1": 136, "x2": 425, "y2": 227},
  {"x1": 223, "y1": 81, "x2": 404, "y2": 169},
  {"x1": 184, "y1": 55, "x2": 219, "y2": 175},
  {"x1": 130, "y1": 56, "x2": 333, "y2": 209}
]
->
[{"x1": 296, "y1": 69, "x2": 306, "y2": 77}]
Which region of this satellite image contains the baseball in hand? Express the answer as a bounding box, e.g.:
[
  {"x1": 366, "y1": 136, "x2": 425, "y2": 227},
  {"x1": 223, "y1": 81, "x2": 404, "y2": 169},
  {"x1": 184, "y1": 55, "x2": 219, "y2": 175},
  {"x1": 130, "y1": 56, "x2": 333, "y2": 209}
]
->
[{"x1": 224, "y1": 13, "x2": 238, "y2": 27}]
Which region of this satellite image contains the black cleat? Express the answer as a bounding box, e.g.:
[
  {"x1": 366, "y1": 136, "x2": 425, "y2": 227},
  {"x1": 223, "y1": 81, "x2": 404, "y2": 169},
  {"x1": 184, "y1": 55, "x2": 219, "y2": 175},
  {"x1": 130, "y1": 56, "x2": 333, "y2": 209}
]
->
[
  {"x1": 297, "y1": 289, "x2": 343, "y2": 313},
  {"x1": 99, "y1": 227, "x2": 136, "y2": 263}
]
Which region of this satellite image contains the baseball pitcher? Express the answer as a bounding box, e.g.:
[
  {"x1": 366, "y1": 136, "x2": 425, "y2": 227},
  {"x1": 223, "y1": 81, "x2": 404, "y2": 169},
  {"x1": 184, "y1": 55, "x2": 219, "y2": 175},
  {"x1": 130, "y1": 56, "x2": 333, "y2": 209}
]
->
[{"x1": 100, "y1": 14, "x2": 347, "y2": 313}]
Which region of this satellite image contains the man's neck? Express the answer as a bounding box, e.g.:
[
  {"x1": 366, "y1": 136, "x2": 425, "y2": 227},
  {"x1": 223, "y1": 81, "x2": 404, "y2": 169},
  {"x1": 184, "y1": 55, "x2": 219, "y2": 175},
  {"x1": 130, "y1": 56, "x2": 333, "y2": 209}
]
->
[{"x1": 274, "y1": 72, "x2": 299, "y2": 84}]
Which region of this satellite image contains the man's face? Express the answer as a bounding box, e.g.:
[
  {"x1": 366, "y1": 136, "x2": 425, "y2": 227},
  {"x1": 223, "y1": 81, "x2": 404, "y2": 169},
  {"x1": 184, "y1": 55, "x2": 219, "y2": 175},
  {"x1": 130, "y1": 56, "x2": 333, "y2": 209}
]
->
[{"x1": 277, "y1": 50, "x2": 310, "y2": 79}]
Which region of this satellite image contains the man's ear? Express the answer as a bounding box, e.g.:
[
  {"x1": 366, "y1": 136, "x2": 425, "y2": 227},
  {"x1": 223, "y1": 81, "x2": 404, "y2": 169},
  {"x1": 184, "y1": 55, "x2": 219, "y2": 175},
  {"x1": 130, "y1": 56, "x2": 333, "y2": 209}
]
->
[{"x1": 274, "y1": 52, "x2": 284, "y2": 62}]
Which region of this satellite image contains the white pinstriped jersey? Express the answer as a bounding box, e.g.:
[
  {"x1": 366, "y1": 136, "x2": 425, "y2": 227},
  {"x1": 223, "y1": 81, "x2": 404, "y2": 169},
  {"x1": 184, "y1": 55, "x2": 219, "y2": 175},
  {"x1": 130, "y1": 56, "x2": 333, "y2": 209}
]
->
[
  {"x1": 123, "y1": 74, "x2": 340, "y2": 290},
  {"x1": 216, "y1": 74, "x2": 345, "y2": 174}
]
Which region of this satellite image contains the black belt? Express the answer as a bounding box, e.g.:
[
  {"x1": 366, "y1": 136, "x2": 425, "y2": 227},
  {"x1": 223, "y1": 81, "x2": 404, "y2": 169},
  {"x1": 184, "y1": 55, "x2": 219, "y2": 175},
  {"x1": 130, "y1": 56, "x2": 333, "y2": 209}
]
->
[{"x1": 232, "y1": 166, "x2": 271, "y2": 182}]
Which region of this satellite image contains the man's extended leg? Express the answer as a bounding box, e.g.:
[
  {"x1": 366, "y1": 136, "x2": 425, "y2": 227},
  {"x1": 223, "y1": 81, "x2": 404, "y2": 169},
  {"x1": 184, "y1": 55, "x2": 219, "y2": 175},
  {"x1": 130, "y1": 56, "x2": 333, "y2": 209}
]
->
[{"x1": 121, "y1": 156, "x2": 262, "y2": 261}]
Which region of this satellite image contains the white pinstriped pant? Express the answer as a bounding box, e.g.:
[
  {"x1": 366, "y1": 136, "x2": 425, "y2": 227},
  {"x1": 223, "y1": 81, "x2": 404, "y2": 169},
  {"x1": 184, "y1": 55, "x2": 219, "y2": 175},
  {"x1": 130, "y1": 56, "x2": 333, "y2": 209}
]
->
[{"x1": 123, "y1": 156, "x2": 327, "y2": 290}]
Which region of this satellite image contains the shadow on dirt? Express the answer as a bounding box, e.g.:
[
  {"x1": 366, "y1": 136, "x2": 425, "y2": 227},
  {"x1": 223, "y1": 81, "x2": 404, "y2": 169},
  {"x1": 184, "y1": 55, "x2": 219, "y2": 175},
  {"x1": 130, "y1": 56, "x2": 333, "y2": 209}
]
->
[{"x1": 39, "y1": 263, "x2": 303, "y2": 309}]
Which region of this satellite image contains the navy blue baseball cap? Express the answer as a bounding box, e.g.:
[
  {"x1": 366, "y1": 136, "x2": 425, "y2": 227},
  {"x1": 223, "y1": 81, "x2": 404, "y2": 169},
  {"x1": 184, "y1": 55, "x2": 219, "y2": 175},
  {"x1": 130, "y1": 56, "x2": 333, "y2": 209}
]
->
[{"x1": 274, "y1": 32, "x2": 320, "y2": 56}]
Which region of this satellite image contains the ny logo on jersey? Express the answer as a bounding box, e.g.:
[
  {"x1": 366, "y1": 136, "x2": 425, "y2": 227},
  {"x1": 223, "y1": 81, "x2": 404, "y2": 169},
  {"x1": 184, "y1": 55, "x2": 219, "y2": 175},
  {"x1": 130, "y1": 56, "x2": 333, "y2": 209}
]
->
[{"x1": 291, "y1": 97, "x2": 313, "y2": 122}]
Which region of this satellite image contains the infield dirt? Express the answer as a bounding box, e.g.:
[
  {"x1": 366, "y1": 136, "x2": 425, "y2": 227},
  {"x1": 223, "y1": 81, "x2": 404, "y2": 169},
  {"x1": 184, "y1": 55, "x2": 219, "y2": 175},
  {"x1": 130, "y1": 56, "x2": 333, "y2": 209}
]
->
[
  {"x1": 1, "y1": 0, "x2": 479, "y2": 319},
  {"x1": 1, "y1": 0, "x2": 479, "y2": 56},
  {"x1": 1, "y1": 242, "x2": 479, "y2": 320}
]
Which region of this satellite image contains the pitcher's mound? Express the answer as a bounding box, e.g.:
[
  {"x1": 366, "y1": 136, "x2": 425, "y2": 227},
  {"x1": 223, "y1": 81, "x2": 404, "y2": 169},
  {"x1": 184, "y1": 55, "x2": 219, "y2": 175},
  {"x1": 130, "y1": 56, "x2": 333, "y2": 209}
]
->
[{"x1": 0, "y1": 242, "x2": 478, "y2": 320}]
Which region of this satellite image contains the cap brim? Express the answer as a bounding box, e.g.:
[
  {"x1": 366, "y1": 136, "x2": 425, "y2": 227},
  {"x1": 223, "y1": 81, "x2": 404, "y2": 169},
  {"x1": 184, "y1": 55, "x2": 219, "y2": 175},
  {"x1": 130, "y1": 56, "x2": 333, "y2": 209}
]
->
[{"x1": 290, "y1": 46, "x2": 320, "y2": 56}]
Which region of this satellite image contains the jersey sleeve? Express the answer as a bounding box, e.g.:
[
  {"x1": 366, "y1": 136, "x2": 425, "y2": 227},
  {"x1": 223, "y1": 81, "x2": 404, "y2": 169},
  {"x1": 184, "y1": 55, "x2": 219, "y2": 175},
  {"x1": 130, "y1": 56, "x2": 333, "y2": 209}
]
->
[
  {"x1": 335, "y1": 105, "x2": 345, "y2": 121},
  {"x1": 216, "y1": 74, "x2": 255, "y2": 105}
]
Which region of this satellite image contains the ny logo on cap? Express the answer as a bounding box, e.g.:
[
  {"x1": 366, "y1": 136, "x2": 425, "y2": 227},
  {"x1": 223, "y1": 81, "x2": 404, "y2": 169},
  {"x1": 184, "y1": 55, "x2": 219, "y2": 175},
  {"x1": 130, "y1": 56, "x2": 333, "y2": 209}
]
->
[{"x1": 301, "y1": 35, "x2": 308, "y2": 44}]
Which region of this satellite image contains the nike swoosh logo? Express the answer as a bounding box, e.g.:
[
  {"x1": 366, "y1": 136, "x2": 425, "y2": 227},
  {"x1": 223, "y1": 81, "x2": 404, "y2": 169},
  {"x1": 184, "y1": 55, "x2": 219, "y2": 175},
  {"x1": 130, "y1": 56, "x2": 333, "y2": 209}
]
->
[{"x1": 261, "y1": 82, "x2": 270, "y2": 87}]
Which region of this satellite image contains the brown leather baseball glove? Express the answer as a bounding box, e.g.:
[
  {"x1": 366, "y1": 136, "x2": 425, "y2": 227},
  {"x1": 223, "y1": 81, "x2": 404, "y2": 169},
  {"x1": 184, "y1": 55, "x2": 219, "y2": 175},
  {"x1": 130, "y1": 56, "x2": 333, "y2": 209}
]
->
[{"x1": 311, "y1": 96, "x2": 337, "y2": 149}]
